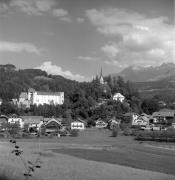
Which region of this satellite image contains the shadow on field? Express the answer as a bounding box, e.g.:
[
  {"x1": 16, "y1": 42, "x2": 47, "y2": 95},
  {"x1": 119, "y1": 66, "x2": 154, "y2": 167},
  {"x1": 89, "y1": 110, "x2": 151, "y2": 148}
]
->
[
  {"x1": 0, "y1": 174, "x2": 15, "y2": 180},
  {"x1": 52, "y1": 148, "x2": 175, "y2": 175}
]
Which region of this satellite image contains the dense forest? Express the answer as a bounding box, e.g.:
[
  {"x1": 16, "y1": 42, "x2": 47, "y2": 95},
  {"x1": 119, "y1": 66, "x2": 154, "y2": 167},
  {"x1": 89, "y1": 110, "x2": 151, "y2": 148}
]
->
[{"x1": 0, "y1": 64, "x2": 174, "y2": 123}]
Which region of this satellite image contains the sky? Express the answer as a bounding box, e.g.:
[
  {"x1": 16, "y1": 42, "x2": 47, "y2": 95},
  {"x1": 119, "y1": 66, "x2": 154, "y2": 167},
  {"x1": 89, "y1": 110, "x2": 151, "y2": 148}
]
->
[{"x1": 0, "y1": 0, "x2": 174, "y2": 81}]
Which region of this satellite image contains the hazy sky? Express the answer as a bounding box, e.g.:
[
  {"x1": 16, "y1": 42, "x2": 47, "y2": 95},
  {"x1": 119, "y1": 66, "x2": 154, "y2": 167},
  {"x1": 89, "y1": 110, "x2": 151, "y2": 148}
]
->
[{"x1": 0, "y1": 0, "x2": 174, "y2": 81}]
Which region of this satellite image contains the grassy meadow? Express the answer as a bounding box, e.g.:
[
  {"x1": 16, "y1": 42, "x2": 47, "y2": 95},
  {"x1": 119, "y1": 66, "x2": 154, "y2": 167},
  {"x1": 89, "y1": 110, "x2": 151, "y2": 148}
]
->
[{"x1": 0, "y1": 128, "x2": 175, "y2": 180}]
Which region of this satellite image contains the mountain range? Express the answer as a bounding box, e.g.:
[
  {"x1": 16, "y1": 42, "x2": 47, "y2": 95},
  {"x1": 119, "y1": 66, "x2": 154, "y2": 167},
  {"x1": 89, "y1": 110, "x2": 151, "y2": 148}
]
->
[
  {"x1": 111, "y1": 63, "x2": 175, "y2": 98},
  {"x1": 112, "y1": 63, "x2": 175, "y2": 82}
]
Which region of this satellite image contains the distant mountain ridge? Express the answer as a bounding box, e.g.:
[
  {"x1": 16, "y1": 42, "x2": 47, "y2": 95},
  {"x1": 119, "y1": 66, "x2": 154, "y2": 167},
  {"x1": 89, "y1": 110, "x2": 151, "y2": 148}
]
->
[
  {"x1": 111, "y1": 63, "x2": 175, "y2": 98},
  {"x1": 112, "y1": 63, "x2": 175, "y2": 82}
]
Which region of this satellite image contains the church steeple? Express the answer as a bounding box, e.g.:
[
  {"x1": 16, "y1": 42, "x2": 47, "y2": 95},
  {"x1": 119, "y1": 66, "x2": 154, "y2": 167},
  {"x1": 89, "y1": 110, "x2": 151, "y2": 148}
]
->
[
  {"x1": 100, "y1": 67, "x2": 103, "y2": 78},
  {"x1": 99, "y1": 67, "x2": 105, "y2": 85}
]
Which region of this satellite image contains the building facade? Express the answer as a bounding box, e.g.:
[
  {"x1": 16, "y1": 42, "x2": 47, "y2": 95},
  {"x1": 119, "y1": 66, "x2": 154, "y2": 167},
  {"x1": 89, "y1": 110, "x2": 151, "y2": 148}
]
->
[
  {"x1": 113, "y1": 93, "x2": 125, "y2": 102},
  {"x1": 19, "y1": 88, "x2": 64, "y2": 106}
]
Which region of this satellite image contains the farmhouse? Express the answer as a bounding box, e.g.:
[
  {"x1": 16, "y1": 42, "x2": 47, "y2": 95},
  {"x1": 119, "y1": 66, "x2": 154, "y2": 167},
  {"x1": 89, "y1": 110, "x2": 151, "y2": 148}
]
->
[
  {"x1": 152, "y1": 111, "x2": 174, "y2": 125},
  {"x1": 45, "y1": 118, "x2": 62, "y2": 134},
  {"x1": 8, "y1": 114, "x2": 24, "y2": 128},
  {"x1": 21, "y1": 116, "x2": 44, "y2": 133},
  {"x1": 112, "y1": 93, "x2": 125, "y2": 103},
  {"x1": 71, "y1": 119, "x2": 85, "y2": 130},
  {"x1": 19, "y1": 88, "x2": 64, "y2": 106},
  {"x1": 132, "y1": 115, "x2": 150, "y2": 126}
]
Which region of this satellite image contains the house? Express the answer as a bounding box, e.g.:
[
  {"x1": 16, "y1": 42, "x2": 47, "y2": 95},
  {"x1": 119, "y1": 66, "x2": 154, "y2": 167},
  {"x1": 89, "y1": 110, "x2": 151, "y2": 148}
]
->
[
  {"x1": 45, "y1": 118, "x2": 63, "y2": 134},
  {"x1": 112, "y1": 93, "x2": 125, "y2": 103},
  {"x1": 19, "y1": 88, "x2": 64, "y2": 107},
  {"x1": 95, "y1": 119, "x2": 107, "y2": 128},
  {"x1": 8, "y1": 114, "x2": 24, "y2": 128},
  {"x1": 132, "y1": 115, "x2": 150, "y2": 126},
  {"x1": 71, "y1": 119, "x2": 85, "y2": 130},
  {"x1": 124, "y1": 112, "x2": 139, "y2": 124},
  {"x1": 43, "y1": 117, "x2": 62, "y2": 124},
  {"x1": 0, "y1": 115, "x2": 8, "y2": 131},
  {"x1": 152, "y1": 111, "x2": 175, "y2": 125},
  {"x1": 21, "y1": 116, "x2": 44, "y2": 133},
  {"x1": 108, "y1": 117, "x2": 121, "y2": 129}
]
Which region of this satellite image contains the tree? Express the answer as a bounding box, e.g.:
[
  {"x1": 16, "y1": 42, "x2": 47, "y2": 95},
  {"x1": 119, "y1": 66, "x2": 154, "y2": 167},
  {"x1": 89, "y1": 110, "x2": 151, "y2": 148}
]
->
[{"x1": 141, "y1": 99, "x2": 159, "y2": 114}]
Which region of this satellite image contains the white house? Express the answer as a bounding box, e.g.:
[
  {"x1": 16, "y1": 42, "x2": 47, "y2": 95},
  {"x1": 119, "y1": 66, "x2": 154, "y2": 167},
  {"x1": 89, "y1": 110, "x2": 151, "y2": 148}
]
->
[
  {"x1": 71, "y1": 119, "x2": 85, "y2": 130},
  {"x1": 132, "y1": 115, "x2": 150, "y2": 126},
  {"x1": 19, "y1": 88, "x2": 64, "y2": 106},
  {"x1": 113, "y1": 93, "x2": 125, "y2": 103},
  {"x1": 8, "y1": 115, "x2": 24, "y2": 128},
  {"x1": 95, "y1": 119, "x2": 107, "y2": 128}
]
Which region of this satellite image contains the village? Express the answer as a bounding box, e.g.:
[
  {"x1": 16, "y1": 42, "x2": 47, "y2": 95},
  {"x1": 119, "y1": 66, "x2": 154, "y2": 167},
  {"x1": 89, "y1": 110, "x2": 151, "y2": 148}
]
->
[
  {"x1": 0, "y1": 70, "x2": 175, "y2": 139},
  {"x1": 1, "y1": 100, "x2": 175, "y2": 138}
]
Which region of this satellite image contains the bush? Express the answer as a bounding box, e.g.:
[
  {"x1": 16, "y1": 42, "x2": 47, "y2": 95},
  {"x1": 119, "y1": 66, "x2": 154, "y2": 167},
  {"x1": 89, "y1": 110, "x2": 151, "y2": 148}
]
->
[
  {"x1": 123, "y1": 127, "x2": 132, "y2": 136},
  {"x1": 70, "y1": 129, "x2": 79, "y2": 137},
  {"x1": 120, "y1": 123, "x2": 130, "y2": 130},
  {"x1": 111, "y1": 128, "x2": 118, "y2": 137},
  {"x1": 135, "y1": 129, "x2": 175, "y2": 142}
]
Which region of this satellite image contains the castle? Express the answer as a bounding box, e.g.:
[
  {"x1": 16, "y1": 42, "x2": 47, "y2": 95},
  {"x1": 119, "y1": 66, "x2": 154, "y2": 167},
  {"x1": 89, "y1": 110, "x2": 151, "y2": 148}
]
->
[{"x1": 19, "y1": 88, "x2": 64, "y2": 107}]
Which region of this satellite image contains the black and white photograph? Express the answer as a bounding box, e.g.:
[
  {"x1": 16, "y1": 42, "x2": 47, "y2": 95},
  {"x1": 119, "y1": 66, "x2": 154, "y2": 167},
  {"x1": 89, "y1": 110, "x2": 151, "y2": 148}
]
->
[{"x1": 0, "y1": 0, "x2": 174, "y2": 180}]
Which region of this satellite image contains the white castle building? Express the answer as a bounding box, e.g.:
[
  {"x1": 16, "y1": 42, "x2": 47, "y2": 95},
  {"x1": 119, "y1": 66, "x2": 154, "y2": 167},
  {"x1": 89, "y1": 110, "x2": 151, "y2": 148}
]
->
[{"x1": 19, "y1": 88, "x2": 64, "y2": 106}]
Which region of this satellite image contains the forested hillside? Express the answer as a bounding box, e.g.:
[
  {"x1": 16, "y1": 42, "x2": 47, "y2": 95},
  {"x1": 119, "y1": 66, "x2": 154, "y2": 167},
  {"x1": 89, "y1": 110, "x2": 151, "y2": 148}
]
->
[{"x1": 0, "y1": 64, "x2": 172, "y2": 122}]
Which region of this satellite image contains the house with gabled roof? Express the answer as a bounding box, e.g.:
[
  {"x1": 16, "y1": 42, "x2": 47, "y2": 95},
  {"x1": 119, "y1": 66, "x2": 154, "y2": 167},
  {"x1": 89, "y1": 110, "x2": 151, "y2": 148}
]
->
[
  {"x1": 21, "y1": 116, "x2": 44, "y2": 133},
  {"x1": 152, "y1": 110, "x2": 175, "y2": 125},
  {"x1": 45, "y1": 118, "x2": 63, "y2": 134},
  {"x1": 113, "y1": 93, "x2": 125, "y2": 103}
]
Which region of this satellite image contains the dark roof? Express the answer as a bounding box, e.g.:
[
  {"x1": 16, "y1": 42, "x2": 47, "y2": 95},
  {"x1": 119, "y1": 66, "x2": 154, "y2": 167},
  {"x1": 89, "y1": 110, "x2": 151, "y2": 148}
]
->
[
  {"x1": 0, "y1": 115, "x2": 8, "y2": 123},
  {"x1": 152, "y1": 111, "x2": 174, "y2": 117},
  {"x1": 124, "y1": 112, "x2": 138, "y2": 116},
  {"x1": 46, "y1": 119, "x2": 62, "y2": 126},
  {"x1": 36, "y1": 91, "x2": 63, "y2": 96},
  {"x1": 21, "y1": 116, "x2": 43, "y2": 124},
  {"x1": 43, "y1": 118, "x2": 62, "y2": 123},
  {"x1": 159, "y1": 108, "x2": 175, "y2": 113}
]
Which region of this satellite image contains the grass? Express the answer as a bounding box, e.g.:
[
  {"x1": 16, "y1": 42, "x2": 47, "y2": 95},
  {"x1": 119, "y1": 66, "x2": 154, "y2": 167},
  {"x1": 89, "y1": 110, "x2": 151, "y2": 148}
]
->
[{"x1": 0, "y1": 128, "x2": 175, "y2": 180}]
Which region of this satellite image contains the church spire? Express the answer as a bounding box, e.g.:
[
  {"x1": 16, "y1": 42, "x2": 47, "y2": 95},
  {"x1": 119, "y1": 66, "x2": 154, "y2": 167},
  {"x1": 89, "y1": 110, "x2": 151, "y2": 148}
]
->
[
  {"x1": 100, "y1": 67, "x2": 103, "y2": 78},
  {"x1": 99, "y1": 67, "x2": 104, "y2": 85}
]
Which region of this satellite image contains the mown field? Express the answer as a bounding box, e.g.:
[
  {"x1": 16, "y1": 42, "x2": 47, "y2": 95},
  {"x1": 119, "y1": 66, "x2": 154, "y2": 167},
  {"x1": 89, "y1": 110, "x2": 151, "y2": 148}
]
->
[{"x1": 0, "y1": 128, "x2": 175, "y2": 180}]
